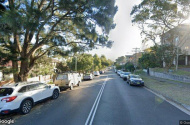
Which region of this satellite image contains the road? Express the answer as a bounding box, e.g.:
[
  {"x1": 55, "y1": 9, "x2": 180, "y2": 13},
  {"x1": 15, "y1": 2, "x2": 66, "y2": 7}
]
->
[{"x1": 1, "y1": 70, "x2": 190, "y2": 125}]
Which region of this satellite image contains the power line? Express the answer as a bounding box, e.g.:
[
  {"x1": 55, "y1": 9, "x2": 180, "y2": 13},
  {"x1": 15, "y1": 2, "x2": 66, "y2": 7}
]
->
[{"x1": 132, "y1": 48, "x2": 140, "y2": 68}]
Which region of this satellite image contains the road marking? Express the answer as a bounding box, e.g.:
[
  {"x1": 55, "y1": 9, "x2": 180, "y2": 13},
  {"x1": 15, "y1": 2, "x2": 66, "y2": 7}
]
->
[
  {"x1": 85, "y1": 76, "x2": 108, "y2": 125},
  {"x1": 144, "y1": 87, "x2": 190, "y2": 116}
]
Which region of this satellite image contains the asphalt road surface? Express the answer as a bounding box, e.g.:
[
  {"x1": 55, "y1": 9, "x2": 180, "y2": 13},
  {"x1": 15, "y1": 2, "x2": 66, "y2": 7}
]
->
[{"x1": 1, "y1": 70, "x2": 190, "y2": 125}]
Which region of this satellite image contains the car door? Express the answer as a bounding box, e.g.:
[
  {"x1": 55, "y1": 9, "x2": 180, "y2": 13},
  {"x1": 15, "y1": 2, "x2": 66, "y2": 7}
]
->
[
  {"x1": 37, "y1": 83, "x2": 52, "y2": 99},
  {"x1": 19, "y1": 84, "x2": 42, "y2": 102}
]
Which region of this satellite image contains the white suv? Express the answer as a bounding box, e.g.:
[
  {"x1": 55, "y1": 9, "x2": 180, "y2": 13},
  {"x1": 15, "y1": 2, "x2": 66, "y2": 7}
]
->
[{"x1": 0, "y1": 81, "x2": 60, "y2": 115}]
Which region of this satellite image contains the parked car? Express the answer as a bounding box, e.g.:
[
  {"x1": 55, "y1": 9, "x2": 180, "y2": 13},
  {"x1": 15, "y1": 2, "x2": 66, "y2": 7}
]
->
[
  {"x1": 83, "y1": 73, "x2": 93, "y2": 80},
  {"x1": 116, "y1": 70, "x2": 121, "y2": 75},
  {"x1": 93, "y1": 71, "x2": 100, "y2": 76},
  {"x1": 114, "y1": 69, "x2": 117, "y2": 73},
  {"x1": 54, "y1": 73, "x2": 82, "y2": 90},
  {"x1": 0, "y1": 81, "x2": 60, "y2": 115},
  {"x1": 119, "y1": 71, "x2": 124, "y2": 77},
  {"x1": 127, "y1": 74, "x2": 144, "y2": 86},
  {"x1": 122, "y1": 72, "x2": 131, "y2": 81},
  {"x1": 120, "y1": 71, "x2": 125, "y2": 78},
  {"x1": 99, "y1": 70, "x2": 105, "y2": 74}
]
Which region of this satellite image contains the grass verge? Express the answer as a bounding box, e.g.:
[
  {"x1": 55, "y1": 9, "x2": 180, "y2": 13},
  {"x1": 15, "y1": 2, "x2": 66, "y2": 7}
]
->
[{"x1": 140, "y1": 73, "x2": 190, "y2": 106}]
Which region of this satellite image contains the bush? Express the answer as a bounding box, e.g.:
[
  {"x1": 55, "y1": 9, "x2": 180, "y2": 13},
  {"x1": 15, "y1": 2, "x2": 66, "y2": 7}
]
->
[{"x1": 125, "y1": 62, "x2": 135, "y2": 72}]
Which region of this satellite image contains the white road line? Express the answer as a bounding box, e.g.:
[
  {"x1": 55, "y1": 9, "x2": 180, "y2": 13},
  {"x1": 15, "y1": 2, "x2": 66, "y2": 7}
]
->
[
  {"x1": 89, "y1": 80, "x2": 106, "y2": 125},
  {"x1": 144, "y1": 87, "x2": 190, "y2": 116},
  {"x1": 85, "y1": 76, "x2": 108, "y2": 125},
  {"x1": 85, "y1": 84, "x2": 104, "y2": 125}
]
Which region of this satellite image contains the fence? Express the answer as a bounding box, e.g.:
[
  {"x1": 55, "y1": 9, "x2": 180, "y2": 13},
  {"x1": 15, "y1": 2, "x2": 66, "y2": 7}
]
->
[
  {"x1": 27, "y1": 75, "x2": 52, "y2": 83},
  {"x1": 149, "y1": 68, "x2": 190, "y2": 83}
]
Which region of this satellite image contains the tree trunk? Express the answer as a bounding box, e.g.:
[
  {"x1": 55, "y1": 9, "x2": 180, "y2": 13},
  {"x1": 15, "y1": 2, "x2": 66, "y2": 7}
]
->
[
  {"x1": 18, "y1": 73, "x2": 28, "y2": 82},
  {"x1": 17, "y1": 57, "x2": 36, "y2": 82},
  {"x1": 12, "y1": 60, "x2": 19, "y2": 82},
  {"x1": 18, "y1": 60, "x2": 29, "y2": 82}
]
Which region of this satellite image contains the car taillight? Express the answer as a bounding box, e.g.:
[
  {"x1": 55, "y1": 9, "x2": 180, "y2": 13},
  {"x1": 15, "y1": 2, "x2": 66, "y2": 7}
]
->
[{"x1": 1, "y1": 96, "x2": 17, "y2": 102}]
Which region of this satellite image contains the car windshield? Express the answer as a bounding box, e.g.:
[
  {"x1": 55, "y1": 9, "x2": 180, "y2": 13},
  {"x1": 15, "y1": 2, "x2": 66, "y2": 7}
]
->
[
  {"x1": 85, "y1": 74, "x2": 91, "y2": 76},
  {"x1": 131, "y1": 75, "x2": 141, "y2": 79},
  {"x1": 0, "y1": 88, "x2": 13, "y2": 97},
  {"x1": 124, "y1": 73, "x2": 130, "y2": 75},
  {"x1": 56, "y1": 75, "x2": 67, "y2": 80}
]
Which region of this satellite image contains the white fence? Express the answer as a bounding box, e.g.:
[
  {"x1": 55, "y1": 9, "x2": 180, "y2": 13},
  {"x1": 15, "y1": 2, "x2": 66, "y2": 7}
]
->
[
  {"x1": 0, "y1": 72, "x2": 2, "y2": 81},
  {"x1": 143, "y1": 69, "x2": 147, "y2": 73},
  {"x1": 27, "y1": 75, "x2": 52, "y2": 83}
]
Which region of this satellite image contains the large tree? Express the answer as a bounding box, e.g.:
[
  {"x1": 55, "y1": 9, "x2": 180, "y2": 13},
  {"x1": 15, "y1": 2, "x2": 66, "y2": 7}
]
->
[
  {"x1": 93, "y1": 54, "x2": 101, "y2": 71},
  {"x1": 138, "y1": 47, "x2": 162, "y2": 69},
  {"x1": 69, "y1": 53, "x2": 93, "y2": 72},
  {"x1": 115, "y1": 56, "x2": 126, "y2": 65},
  {"x1": 100, "y1": 55, "x2": 110, "y2": 69},
  {"x1": 131, "y1": 0, "x2": 190, "y2": 45},
  {"x1": 0, "y1": 0, "x2": 117, "y2": 82}
]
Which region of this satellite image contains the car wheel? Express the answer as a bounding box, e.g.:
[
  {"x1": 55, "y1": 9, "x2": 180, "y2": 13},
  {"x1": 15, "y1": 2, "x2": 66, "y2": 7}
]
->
[
  {"x1": 70, "y1": 84, "x2": 73, "y2": 90},
  {"x1": 20, "y1": 100, "x2": 33, "y2": 115},
  {"x1": 77, "y1": 82, "x2": 80, "y2": 86},
  {"x1": 52, "y1": 89, "x2": 59, "y2": 99},
  {"x1": 129, "y1": 82, "x2": 132, "y2": 86}
]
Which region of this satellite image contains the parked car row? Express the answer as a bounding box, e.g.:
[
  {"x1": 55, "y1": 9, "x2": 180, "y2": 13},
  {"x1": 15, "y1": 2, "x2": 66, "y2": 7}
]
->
[
  {"x1": 83, "y1": 70, "x2": 105, "y2": 80},
  {"x1": 0, "y1": 69, "x2": 108, "y2": 115},
  {"x1": 115, "y1": 69, "x2": 144, "y2": 86}
]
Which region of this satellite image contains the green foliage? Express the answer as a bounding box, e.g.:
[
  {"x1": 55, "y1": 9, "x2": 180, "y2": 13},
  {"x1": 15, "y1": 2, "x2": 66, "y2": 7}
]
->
[
  {"x1": 56, "y1": 62, "x2": 69, "y2": 73},
  {"x1": 67, "y1": 53, "x2": 112, "y2": 72},
  {"x1": 158, "y1": 44, "x2": 177, "y2": 70},
  {"x1": 125, "y1": 62, "x2": 135, "y2": 72},
  {"x1": 0, "y1": 0, "x2": 117, "y2": 82},
  {"x1": 115, "y1": 56, "x2": 126, "y2": 64},
  {"x1": 131, "y1": 0, "x2": 190, "y2": 44},
  {"x1": 93, "y1": 54, "x2": 102, "y2": 71},
  {"x1": 29, "y1": 55, "x2": 54, "y2": 77},
  {"x1": 100, "y1": 55, "x2": 112, "y2": 69},
  {"x1": 138, "y1": 48, "x2": 162, "y2": 69},
  {"x1": 115, "y1": 64, "x2": 122, "y2": 70},
  {"x1": 67, "y1": 54, "x2": 94, "y2": 73},
  {"x1": 138, "y1": 45, "x2": 177, "y2": 70}
]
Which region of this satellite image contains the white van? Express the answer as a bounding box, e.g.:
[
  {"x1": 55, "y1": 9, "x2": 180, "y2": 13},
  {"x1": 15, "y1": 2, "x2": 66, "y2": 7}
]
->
[{"x1": 54, "y1": 73, "x2": 82, "y2": 90}]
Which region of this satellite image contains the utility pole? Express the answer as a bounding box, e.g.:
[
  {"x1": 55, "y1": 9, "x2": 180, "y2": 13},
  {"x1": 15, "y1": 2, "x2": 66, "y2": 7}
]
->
[
  {"x1": 176, "y1": 36, "x2": 179, "y2": 71},
  {"x1": 132, "y1": 48, "x2": 140, "y2": 71},
  {"x1": 75, "y1": 56, "x2": 77, "y2": 72}
]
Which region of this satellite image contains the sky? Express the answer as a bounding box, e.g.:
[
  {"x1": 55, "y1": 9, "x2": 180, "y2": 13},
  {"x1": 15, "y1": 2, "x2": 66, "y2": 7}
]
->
[{"x1": 89, "y1": 0, "x2": 144, "y2": 61}]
